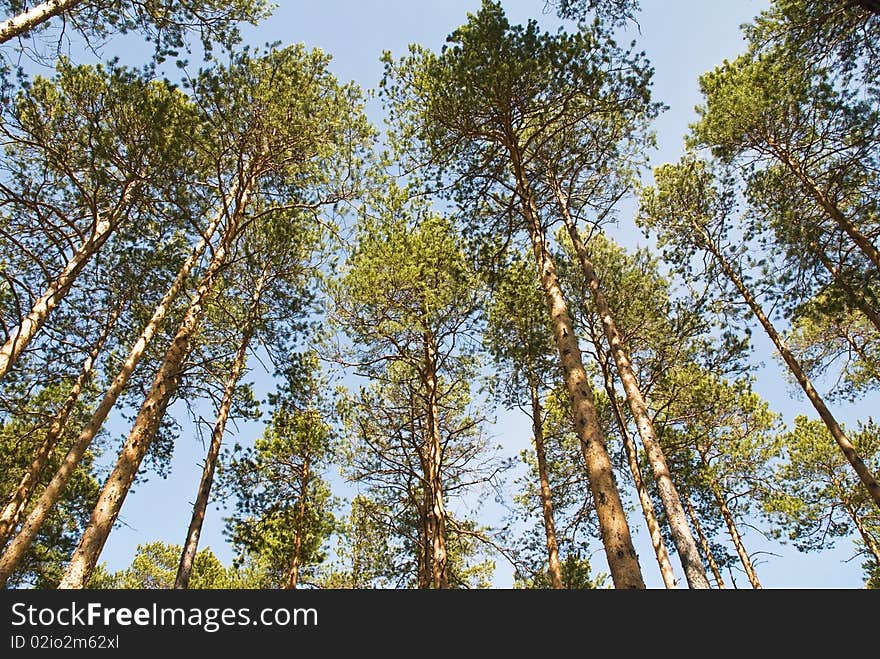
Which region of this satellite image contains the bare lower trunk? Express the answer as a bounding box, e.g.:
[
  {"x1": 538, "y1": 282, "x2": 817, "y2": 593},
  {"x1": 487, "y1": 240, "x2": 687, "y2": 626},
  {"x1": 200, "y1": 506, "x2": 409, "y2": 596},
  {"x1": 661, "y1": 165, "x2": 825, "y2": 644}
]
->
[
  {"x1": 58, "y1": 187, "x2": 249, "y2": 589},
  {"x1": 0, "y1": 212, "x2": 118, "y2": 381},
  {"x1": 685, "y1": 497, "x2": 726, "y2": 589},
  {"x1": 595, "y1": 343, "x2": 677, "y2": 589},
  {"x1": 556, "y1": 190, "x2": 707, "y2": 588},
  {"x1": 0, "y1": 0, "x2": 84, "y2": 44},
  {"x1": 174, "y1": 272, "x2": 264, "y2": 589},
  {"x1": 417, "y1": 491, "x2": 431, "y2": 589},
  {"x1": 508, "y1": 147, "x2": 643, "y2": 589},
  {"x1": 702, "y1": 469, "x2": 761, "y2": 589},
  {"x1": 528, "y1": 378, "x2": 563, "y2": 589},
  {"x1": 0, "y1": 300, "x2": 121, "y2": 549},
  {"x1": 700, "y1": 225, "x2": 880, "y2": 509},
  {"x1": 0, "y1": 203, "x2": 224, "y2": 588},
  {"x1": 424, "y1": 336, "x2": 448, "y2": 589},
  {"x1": 284, "y1": 449, "x2": 310, "y2": 590}
]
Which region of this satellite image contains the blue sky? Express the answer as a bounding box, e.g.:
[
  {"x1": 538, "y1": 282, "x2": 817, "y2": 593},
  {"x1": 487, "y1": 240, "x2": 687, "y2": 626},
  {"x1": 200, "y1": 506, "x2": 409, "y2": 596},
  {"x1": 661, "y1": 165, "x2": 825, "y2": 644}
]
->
[{"x1": 88, "y1": 0, "x2": 877, "y2": 588}]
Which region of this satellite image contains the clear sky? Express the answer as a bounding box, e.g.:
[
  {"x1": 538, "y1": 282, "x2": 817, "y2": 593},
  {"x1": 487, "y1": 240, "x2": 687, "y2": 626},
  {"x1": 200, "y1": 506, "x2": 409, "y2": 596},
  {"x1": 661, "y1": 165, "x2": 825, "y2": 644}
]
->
[{"x1": 90, "y1": 0, "x2": 876, "y2": 589}]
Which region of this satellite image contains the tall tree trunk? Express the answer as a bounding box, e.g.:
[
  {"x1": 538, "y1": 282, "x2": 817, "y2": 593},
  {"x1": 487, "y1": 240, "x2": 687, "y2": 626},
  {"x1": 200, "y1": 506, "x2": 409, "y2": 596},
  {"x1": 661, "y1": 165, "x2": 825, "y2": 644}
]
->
[
  {"x1": 555, "y1": 186, "x2": 708, "y2": 588},
  {"x1": 284, "y1": 449, "x2": 311, "y2": 590},
  {"x1": 58, "y1": 184, "x2": 250, "y2": 589},
  {"x1": 174, "y1": 270, "x2": 265, "y2": 589},
  {"x1": 697, "y1": 224, "x2": 880, "y2": 509},
  {"x1": 0, "y1": 202, "x2": 126, "y2": 381},
  {"x1": 0, "y1": 201, "x2": 225, "y2": 588},
  {"x1": 507, "y1": 143, "x2": 644, "y2": 589},
  {"x1": 0, "y1": 0, "x2": 84, "y2": 44},
  {"x1": 527, "y1": 376, "x2": 563, "y2": 589},
  {"x1": 423, "y1": 335, "x2": 448, "y2": 589},
  {"x1": 772, "y1": 144, "x2": 880, "y2": 273},
  {"x1": 698, "y1": 455, "x2": 762, "y2": 589},
  {"x1": 0, "y1": 299, "x2": 123, "y2": 548},
  {"x1": 684, "y1": 496, "x2": 726, "y2": 589},
  {"x1": 594, "y1": 340, "x2": 677, "y2": 589}
]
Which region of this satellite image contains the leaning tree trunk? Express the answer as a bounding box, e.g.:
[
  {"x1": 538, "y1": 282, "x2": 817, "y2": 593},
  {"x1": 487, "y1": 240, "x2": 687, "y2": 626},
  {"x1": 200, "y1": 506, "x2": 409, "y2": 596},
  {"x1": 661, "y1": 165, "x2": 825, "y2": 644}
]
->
[
  {"x1": 772, "y1": 144, "x2": 880, "y2": 274},
  {"x1": 57, "y1": 184, "x2": 251, "y2": 589},
  {"x1": 555, "y1": 187, "x2": 708, "y2": 589},
  {"x1": 0, "y1": 201, "x2": 224, "y2": 588},
  {"x1": 810, "y1": 241, "x2": 880, "y2": 334},
  {"x1": 423, "y1": 334, "x2": 449, "y2": 589},
  {"x1": 0, "y1": 0, "x2": 84, "y2": 44},
  {"x1": 508, "y1": 144, "x2": 644, "y2": 589},
  {"x1": 594, "y1": 341, "x2": 677, "y2": 589},
  {"x1": 527, "y1": 375, "x2": 564, "y2": 589},
  {"x1": 697, "y1": 223, "x2": 880, "y2": 510},
  {"x1": 684, "y1": 496, "x2": 726, "y2": 589},
  {"x1": 0, "y1": 298, "x2": 123, "y2": 548},
  {"x1": 174, "y1": 271, "x2": 266, "y2": 589},
  {"x1": 0, "y1": 197, "x2": 129, "y2": 381},
  {"x1": 698, "y1": 457, "x2": 762, "y2": 589}
]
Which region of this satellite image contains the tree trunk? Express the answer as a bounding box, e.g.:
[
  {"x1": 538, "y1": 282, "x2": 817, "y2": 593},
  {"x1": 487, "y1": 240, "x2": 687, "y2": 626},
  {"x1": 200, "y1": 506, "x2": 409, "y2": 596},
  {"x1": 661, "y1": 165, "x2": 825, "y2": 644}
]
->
[
  {"x1": 0, "y1": 0, "x2": 84, "y2": 44},
  {"x1": 594, "y1": 342, "x2": 677, "y2": 589},
  {"x1": 0, "y1": 201, "x2": 224, "y2": 588},
  {"x1": 174, "y1": 271, "x2": 265, "y2": 589},
  {"x1": 527, "y1": 376, "x2": 563, "y2": 589},
  {"x1": 712, "y1": 474, "x2": 762, "y2": 589},
  {"x1": 0, "y1": 299, "x2": 122, "y2": 549},
  {"x1": 423, "y1": 335, "x2": 449, "y2": 589},
  {"x1": 0, "y1": 209, "x2": 120, "y2": 381},
  {"x1": 699, "y1": 457, "x2": 762, "y2": 589},
  {"x1": 773, "y1": 145, "x2": 880, "y2": 274},
  {"x1": 849, "y1": 508, "x2": 880, "y2": 565},
  {"x1": 685, "y1": 497, "x2": 726, "y2": 589},
  {"x1": 810, "y1": 240, "x2": 880, "y2": 334},
  {"x1": 555, "y1": 188, "x2": 708, "y2": 588},
  {"x1": 698, "y1": 224, "x2": 880, "y2": 509},
  {"x1": 507, "y1": 144, "x2": 644, "y2": 589},
  {"x1": 57, "y1": 184, "x2": 250, "y2": 589},
  {"x1": 284, "y1": 449, "x2": 310, "y2": 590}
]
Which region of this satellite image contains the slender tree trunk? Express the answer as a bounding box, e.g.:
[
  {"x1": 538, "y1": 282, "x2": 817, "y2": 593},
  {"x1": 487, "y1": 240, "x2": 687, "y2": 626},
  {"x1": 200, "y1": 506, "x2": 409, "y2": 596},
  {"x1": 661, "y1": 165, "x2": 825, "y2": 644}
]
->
[
  {"x1": 0, "y1": 0, "x2": 84, "y2": 44},
  {"x1": 0, "y1": 210, "x2": 121, "y2": 381},
  {"x1": 0, "y1": 299, "x2": 122, "y2": 549},
  {"x1": 0, "y1": 202, "x2": 225, "y2": 588},
  {"x1": 423, "y1": 335, "x2": 448, "y2": 589},
  {"x1": 827, "y1": 470, "x2": 880, "y2": 565},
  {"x1": 58, "y1": 184, "x2": 250, "y2": 589},
  {"x1": 698, "y1": 456, "x2": 762, "y2": 589},
  {"x1": 527, "y1": 376, "x2": 563, "y2": 589},
  {"x1": 698, "y1": 224, "x2": 880, "y2": 509},
  {"x1": 773, "y1": 145, "x2": 880, "y2": 273},
  {"x1": 555, "y1": 188, "x2": 708, "y2": 588},
  {"x1": 507, "y1": 144, "x2": 644, "y2": 589},
  {"x1": 174, "y1": 271, "x2": 265, "y2": 589},
  {"x1": 284, "y1": 450, "x2": 310, "y2": 590},
  {"x1": 685, "y1": 497, "x2": 726, "y2": 589},
  {"x1": 811, "y1": 241, "x2": 880, "y2": 334},
  {"x1": 594, "y1": 342, "x2": 677, "y2": 589},
  {"x1": 849, "y1": 509, "x2": 880, "y2": 564}
]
